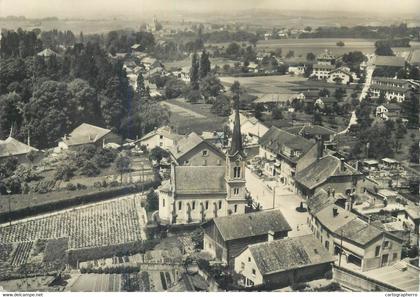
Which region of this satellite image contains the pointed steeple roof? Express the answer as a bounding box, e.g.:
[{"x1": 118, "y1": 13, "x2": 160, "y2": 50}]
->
[{"x1": 228, "y1": 97, "x2": 243, "y2": 156}]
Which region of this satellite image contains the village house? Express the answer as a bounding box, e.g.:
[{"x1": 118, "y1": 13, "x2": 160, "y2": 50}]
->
[
  {"x1": 258, "y1": 126, "x2": 318, "y2": 187},
  {"x1": 294, "y1": 155, "x2": 362, "y2": 198},
  {"x1": 361, "y1": 159, "x2": 380, "y2": 172},
  {"x1": 0, "y1": 136, "x2": 39, "y2": 162},
  {"x1": 308, "y1": 202, "x2": 404, "y2": 271},
  {"x1": 228, "y1": 112, "x2": 269, "y2": 145},
  {"x1": 370, "y1": 77, "x2": 411, "y2": 102},
  {"x1": 234, "y1": 235, "x2": 335, "y2": 289},
  {"x1": 375, "y1": 103, "x2": 402, "y2": 120},
  {"x1": 373, "y1": 56, "x2": 406, "y2": 73},
  {"x1": 202, "y1": 209, "x2": 291, "y2": 265},
  {"x1": 130, "y1": 43, "x2": 142, "y2": 52},
  {"x1": 37, "y1": 48, "x2": 59, "y2": 57},
  {"x1": 58, "y1": 123, "x2": 121, "y2": 150},
  {"x1": 158, "y1": 106, "x2": 248, "y2": 224},
  {"x1": 316, "y1": 50, "x2": 336, "y2": 66},
  {"x1": 134, "y1": 126, "x2": 182, "y2": 150},
  {"x1": 168, "y1": 132, "x2": 225, "y2": 166},
  {"x1": 380, "y1": 157, "x2": 400, "y2": 170},
  {"x1": 285, "y1": 124, "x2": 337, "y2": 150},
  {"x1": 201, "y1": 131, "x2": 225, "y2": 148},
  {"x1": 327, "y1": 67, "x2": 355, "y2": 84},
  {"x1": 311, "y1": 64, "x2": 336, "y2": 80}
]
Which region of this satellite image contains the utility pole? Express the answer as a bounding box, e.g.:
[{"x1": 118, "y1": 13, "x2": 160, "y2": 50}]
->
[
  {"x1": 338, "y1": 229, "x2": 343, "y2": 267},
  {"x1": 7, "y1": 188, "x2": 12, "y2": 227}
]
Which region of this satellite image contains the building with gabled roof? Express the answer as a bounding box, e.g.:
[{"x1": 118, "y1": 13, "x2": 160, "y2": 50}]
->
[
  {"x1": 135, "y1": 126, "x2": 182, "y2": 150},
  {"x1": 308, "y1": 202, "x2": 404, "y2": 271},
  {"x1": 58, "y1": 123, "x2": 121, "y2": 150},
  {"x1": 37, "y1": 48, "x2": 59, "y2": 57},
  {"x1": 294, "y1": 155, "x2": 362, "y2": 198},
  {"x1": 234, "y1": 234, "x2": 335, "y2": 288},
  {"x1": 373, "y1": 56, "x2": 405, "y2": 68},
  {"x1": 202, "y1": 209, "x2": 291, "y2": 265},
  {"x1": 159, "y1": 101, "x2": 248, "y2": 225},
  {"x1": 0, "y1": 136, "x2": 39, "y2": 162},
  {"x1": 168, "y1": 132, "x2": 225, "y2": 166},
  {"x1": 376, "y1": 103, "x2": 402, "y2": 121},
  {"x1": 228, "y1": 112, "x2": 269, "y2": 145},
  {"x1": 327, "y1": 67, "x2": 355, "y2": 84},
  {"x1": 259, "y1": 126, "x2": 318, "y2": 187},
  {"x1": 370, "y1": 77, "x2": 412, "y2": 103}
]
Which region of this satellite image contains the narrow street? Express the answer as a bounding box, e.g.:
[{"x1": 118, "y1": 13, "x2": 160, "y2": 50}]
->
[{"x1": 338, "y1": 54, "x2": 375, "y2": 135}]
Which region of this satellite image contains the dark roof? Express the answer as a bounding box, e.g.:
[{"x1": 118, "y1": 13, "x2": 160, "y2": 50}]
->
[
  {"x1": 374, "y1": 56, "x2": 405, "y2": 68},
  {"x1": 211, "y1": 209, "x2": 291, "y2": 241},
  {"x1": 248, "y1": 235, "x2": 335, "y2": 275},
  {"x1": 63, "y1": 123, "x2": 111, "y2": 146},
  {"x1": 370, "y1": 84, "x2": 409, "y2": 94},
  {"x1": 302, "y1": 90, "x2": 319, "y2": 99},
  {"x1": 294, "y1": 155, "x2": 361, "y2": 190},
  {"x1": 307, "y1": 189, "x2": 335, "y2": 213},
  {"x1": 372, "y1": 77, "x2": 409, "y2": 85},
  {"x1": 335, "y1": 219, "x2": 384, "y2": 246},
  {"x1": 382, "y1": 103, "x2": 401, "y2": 111},
  {"x1": 259, "y1": 126, "x2": 315, "y2": 162},
  {"x1": 174, "y1": 166, "x2": 226, "y2": 195},
  {"x1": 229, "y1": 106, "x2": 244, "y2": 157},
  {"x1": 285, "y1": 124, "x2": 336, "y2": 137},
  {"x1": 0, "y1": 137, "x2": 38, "y2": 158}
]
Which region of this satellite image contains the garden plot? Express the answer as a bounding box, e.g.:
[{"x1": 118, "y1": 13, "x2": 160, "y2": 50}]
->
[{"x1": 0, "y1": 196, "x2": 147, "y2": 249}]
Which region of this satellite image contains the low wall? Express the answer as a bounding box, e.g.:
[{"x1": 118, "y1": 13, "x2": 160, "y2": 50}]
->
[{"x1": 333, "y1": 265, "x2": 401, "y2": 292}]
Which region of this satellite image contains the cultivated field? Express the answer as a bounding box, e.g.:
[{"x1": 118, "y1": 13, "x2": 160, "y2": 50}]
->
[
  {"x1": 219, "y1": 75, "x2": 306, "y2": 93},
  {"x1": 161, "y1": 98, "x2": 228, "y2": 134},
  {"x1": 256, "y1": 38, "x2": 377, "y2": 56},
  {"x1": 0, "y1": 196, "x2": 147, "y2": 249},
  {"x1": 69, "y1": 274, "x2": 122, "y2": 292}
]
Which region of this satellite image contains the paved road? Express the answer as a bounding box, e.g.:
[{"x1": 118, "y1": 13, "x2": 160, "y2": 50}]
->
[
  {"x1": 338, "y1": 55, "x2": 375, "y2": 135},
  {"x1": 245, "y1": 167, "x2": 311, "y2": 237}
]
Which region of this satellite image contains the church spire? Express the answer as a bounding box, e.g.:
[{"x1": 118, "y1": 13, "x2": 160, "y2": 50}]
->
[{"x1": 228, "y1": 97, "x2": 243, "y2": 156}]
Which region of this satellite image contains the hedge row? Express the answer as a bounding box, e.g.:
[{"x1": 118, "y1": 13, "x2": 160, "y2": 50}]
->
[
  {"x1": 0, "y1": 180, "x2": 160, "y2": 223},
  {"x1": 68, "y1": 239, "x2": 160, "y2": 268}
]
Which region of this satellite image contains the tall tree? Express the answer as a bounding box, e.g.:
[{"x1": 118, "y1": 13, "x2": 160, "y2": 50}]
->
[
  {"x1": 190, "y1": 52, "x2": 199, "y2": 90},
  {"x1": 23, "y1": 80, "x2": 73, "y2": 149},
  {"x1": 199, "y1": 50, "x2": 211, "y2": 79},
  {"x1": 136, "y1": 72, "x2": 149, "y2": 100}
]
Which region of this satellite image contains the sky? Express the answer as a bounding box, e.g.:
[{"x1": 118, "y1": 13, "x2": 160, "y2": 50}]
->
[{"x1": 0, "y1": 0, "x2": 419, "y2": 18}]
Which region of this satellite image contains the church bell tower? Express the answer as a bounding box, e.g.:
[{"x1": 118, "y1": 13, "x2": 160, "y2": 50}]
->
[{"x1": 225, "y1": 98, "x2": 247, "y2": 215}]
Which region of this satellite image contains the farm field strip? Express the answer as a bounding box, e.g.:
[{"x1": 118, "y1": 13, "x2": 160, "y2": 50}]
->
[{"x1": 0, "y1": 196, "x2": 146, "y2": 249}]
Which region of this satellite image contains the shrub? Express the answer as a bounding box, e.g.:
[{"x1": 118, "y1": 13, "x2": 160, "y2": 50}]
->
[
  {"x1": 324, "y1": 270, "x2": 333, "y2": 280},
  {"x1": 314, "y1": 282, "x2": 341, "y2": 292},
  {"x1": 80, "y1": 161, "x2": 100, "y2": 177},
  {"x1": 291, "y1": 282, "x2": 308, "y2": 291},
  {"x1": 66, "y1": 183, "x2": 77, "y2": 191}
]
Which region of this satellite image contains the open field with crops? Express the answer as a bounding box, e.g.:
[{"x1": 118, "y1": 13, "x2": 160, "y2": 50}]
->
[
  {"x1": 220, "y1": 74, "x2": 306, "y2": 93},
  {"x1": 161, "y1": 98, "x2": 228, "y2": 134},
  {"x1": 0, "y1": 196, "x2": 147, "y2": 249}
]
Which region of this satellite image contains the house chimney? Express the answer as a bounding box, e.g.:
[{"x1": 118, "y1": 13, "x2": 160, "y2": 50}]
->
[
  {"x1": 340, "y1": 158, "x2": 346, "y2": 171},
  {"x1": 317, "y1": 136, "x2": 324, "y2": 160},
  {"x1": 268, "y1": 230, "x2": 275, "y2": 242},
  {"x1": 332, "y1": 206, "x2": 338, "y2": 217}
]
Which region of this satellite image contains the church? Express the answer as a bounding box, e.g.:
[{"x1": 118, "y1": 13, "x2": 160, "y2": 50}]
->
[{"x1": 158, "y1": 104, "x2": 247, "y2": 225}]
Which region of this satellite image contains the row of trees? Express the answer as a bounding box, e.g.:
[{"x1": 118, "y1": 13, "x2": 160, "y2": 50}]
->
[{"x1": 0, "y1": 28, "x2": 169, "y2": 149}]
